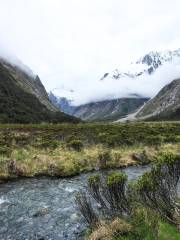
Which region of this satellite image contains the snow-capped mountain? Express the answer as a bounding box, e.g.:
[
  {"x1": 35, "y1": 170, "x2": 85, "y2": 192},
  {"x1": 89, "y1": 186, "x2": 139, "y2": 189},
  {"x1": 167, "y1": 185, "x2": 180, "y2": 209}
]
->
[
  {"x1": 49, "y1": 48, "x2": 180, "y2": 121},
  {"x1": 101, "y1": 49, "x2": 180, "y2": 80}
]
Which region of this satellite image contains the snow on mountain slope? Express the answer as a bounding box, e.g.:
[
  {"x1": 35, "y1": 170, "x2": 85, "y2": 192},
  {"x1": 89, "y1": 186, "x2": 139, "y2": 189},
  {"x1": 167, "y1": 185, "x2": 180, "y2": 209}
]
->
[
  {"x1": 51, "y1": 49, "x2": 180, "y2": 106},
  {"x1": 101, "y1": 49, "x2": 180, "y2": 81}
]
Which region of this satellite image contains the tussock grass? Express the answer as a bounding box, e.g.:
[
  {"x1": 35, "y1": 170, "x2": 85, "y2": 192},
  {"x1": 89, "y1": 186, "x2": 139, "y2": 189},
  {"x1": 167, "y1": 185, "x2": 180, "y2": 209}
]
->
[
  {"x1": 88, "y1": 218, "x2": 131, "y2": 240},
  {"x1": 0, "y1": 122, "x2": 179, "y2": 179},
  {"x1": 0, "y1": 143, "x2": 179, "y2": 180}
]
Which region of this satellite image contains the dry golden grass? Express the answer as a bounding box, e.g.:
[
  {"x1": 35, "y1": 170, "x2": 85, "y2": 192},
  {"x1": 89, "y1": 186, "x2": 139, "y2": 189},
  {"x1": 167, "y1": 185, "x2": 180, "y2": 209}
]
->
[
  {"x1": 88, "y1": 218, "x2": 131, "y2": 240},
  {"x1": 0, "y1": 143, "x2": 179, "y2": 180}
]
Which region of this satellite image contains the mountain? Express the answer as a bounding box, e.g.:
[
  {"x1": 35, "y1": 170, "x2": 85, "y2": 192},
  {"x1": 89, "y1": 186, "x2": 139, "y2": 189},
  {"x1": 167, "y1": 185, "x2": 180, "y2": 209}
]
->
[
  {"x1": 0, "y1": 56, "x2": 57, "y2": 111},
  {"x1": 0, "y1": 57, "x2": 80, "y2": 123},
  {"x1": 49, "y1": 92, "x2": 75, "y2": 115},
  {"x1": 49, "y1": 48, "x2": 180, "y2": 122},
  {"x1": 101, "y1": 49, "x2": 180, "y2": 81},
  {"x1": 49, "y1": 93, "x2": 148, "y2": 122},
  {"x1": 136, "y1": 79, "x2": 180, "y2": 121},
  {"x1": 71, "y1": 98, "x2": 149, "y2": 121}
]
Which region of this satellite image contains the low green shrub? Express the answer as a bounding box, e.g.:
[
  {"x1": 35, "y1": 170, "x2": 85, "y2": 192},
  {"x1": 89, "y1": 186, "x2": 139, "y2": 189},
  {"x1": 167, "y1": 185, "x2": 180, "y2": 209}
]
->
[
  {"x1": 0, "y1": 146, "x2": 12, "y2": 156},
  {"x1": 67, "y1": 140, "x2": 83, "y2": 151},
  {"x1": 136, "y1": 152, "x2": 180, "y2": 225}
]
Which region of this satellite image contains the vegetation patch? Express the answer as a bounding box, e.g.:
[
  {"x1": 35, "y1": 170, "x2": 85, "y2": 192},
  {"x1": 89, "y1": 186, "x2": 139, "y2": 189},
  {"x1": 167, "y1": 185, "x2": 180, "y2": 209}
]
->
[
  {"x1": 76, "y1": 153, "x2": 180, "y2": 240},
  {"x1": 0, "y1": 122, "x2": 179, "y2": 180}
]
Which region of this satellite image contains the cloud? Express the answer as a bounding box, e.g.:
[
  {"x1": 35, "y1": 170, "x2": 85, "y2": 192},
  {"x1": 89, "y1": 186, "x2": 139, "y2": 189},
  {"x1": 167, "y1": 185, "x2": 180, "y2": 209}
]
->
[
  {"x1": 53, "y1": 60, "x2": 180, "y2": 105},
  {"x1": 0, "y1": 0, "x2": 180, "y2": 104}
]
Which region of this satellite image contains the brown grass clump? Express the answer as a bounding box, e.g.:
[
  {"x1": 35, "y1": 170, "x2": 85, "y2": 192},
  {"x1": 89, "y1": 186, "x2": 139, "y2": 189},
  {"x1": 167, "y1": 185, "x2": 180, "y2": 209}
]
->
[{"x1": 88, "y1": 218, "x2": 131, "y2": 240}]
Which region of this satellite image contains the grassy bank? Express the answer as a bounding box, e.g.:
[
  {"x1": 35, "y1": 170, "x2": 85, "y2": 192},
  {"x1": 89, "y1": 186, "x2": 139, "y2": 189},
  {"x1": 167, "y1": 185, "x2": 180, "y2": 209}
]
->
[{"x1": 0, "y1": 122, "x2": 179, "y2": 180}]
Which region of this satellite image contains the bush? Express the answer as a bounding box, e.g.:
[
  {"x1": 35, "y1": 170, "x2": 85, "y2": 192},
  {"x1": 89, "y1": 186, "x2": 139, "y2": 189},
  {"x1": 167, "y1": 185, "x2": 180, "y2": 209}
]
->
[
  {"x1": 106, "y1": 172, "x2": 130, "y2": 216},
  {"x1": 87, "y1": 172, "x2": 131, "y2": 218},
  {"x1": 129, "y1": 208, "x2": 159, "y2": 240},
  {"x1": 0, "y1": 146, "x2": 12, "y2": 156},
  {"x1": 75, "y1": 151, "x2": 180, "y2": 238},
  {"x1": 39, "y1": 139, "x2": 61, "y2": 149},
  {"x1": 145, "y1": 135, "x2": 164, "y2": 145},
  {"x1": 75, "y1": 191, "x2": 99, "y2": 228},
  {"x1": 67, "y1": 140, "x2": 83, "y2": 151},
  {"x1": 88, "y1": 175, "x2": 108, "y2": 212},
  {"x1": 136, "y1": 153, "x2": 180, "y2": 225}
]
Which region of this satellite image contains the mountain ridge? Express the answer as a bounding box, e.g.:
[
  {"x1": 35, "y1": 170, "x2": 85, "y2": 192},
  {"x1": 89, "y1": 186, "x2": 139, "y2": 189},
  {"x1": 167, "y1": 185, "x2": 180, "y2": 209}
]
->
[
  {"x1": 136, "y1": 79, "x2": 180, "y2": 120},
  {"x1": 0, "y1": 57, "x2": 80, "y2": 123},
  {"x1": 49, "y1": 92, "x2": 149, "y2": 122},
  {"x1": 0, "y1": 57, "x2": 58, "y2": 112}
]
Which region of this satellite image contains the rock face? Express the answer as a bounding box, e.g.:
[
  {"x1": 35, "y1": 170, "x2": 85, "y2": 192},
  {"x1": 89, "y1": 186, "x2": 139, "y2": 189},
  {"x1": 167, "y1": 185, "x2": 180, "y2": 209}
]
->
[
  {"x1": 0, "y1": 58, "x2": 80, "y2": 123},
  {"x1": 49, "y1": 93, "x2": 149, "y2": 122},
  {"x1": 136, "y1": 79, "x2": 180, "y2": 120}
]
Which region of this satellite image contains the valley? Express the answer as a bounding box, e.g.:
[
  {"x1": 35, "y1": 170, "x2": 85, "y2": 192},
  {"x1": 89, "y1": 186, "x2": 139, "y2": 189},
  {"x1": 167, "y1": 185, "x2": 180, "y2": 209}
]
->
[
  {"x1": 0, "y1": 1, "x2": 180, "y2": 239},
  {"x1": 0, "y1": 122, "x2": 179, "y2": 239},
  {"x1": 0, "y1": 52, "x2": 179, "y2": 240}
]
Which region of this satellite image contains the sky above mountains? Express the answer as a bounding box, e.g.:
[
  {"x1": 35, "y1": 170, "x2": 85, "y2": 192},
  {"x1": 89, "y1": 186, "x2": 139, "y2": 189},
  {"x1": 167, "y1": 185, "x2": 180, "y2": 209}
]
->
[{"x1": 0, "y1": 0, "x2": 180, "y2": 104}]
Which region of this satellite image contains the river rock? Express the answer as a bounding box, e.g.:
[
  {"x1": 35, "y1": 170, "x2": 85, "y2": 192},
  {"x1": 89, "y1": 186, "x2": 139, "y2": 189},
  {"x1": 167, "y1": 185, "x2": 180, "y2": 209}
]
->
[{"x1": 33, "y1": 207, "x2": 50, "y2": 217}]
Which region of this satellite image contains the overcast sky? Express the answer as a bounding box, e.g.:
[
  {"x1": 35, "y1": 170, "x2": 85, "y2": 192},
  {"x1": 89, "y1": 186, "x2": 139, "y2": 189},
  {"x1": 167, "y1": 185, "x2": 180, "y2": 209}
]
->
[{"x1": 0, "y1": 0, "x2": 180, "y2": 104}]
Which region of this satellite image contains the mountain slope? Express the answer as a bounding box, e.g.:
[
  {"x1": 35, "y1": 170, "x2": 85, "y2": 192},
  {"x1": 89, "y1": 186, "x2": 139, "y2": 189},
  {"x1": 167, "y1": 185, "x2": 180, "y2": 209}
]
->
[
  {"x1": 49, "y1": 92, "x2": 76, "y2": 115},
  {"x1": 0, "y1": 57, "x2": 57, "y2": 112},
  {"x1": 72, "y1": 98, "x2": 149, "y2": 121},
  {"x1": 0, "y1": 61, "x2": 80, "y2": 123},
  {"x1": 136, "y1": 79, "x2": 180, "y2": 120},
  {"x1": 49, "y1": 93, "x2": 148, "y2": 122}
]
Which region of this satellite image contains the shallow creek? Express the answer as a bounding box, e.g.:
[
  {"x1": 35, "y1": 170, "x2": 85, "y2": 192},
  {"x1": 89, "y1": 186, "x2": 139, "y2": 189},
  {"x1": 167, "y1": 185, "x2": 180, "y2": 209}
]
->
[{"x1": 0, "y1": 165, "x2": 155, "y2": 240}]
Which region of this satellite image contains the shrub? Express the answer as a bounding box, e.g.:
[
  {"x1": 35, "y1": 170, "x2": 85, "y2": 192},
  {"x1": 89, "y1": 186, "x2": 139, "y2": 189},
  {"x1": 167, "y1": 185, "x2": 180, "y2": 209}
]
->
[
  {"x1": 88, "y1": 175, "x2": 108, "y2": 211},
  {"x1": 75, "y1": 191, "x2": 100, "y2": 228},
  {"x1": 0, "y1": 146, "x2": 12, "y2": 156},
  {"x1": 75, "y1": 151, "x2": 180, "y2": 238},
  {"x1": 39, "y1": 139, "x2": 60, "y2": 149},
  {"x1": 145, "y1": 135, "x2": 164, "y2": 145},
  {"x1": 87, "y1": 172, "x2": 131, "y2": 218},
  {"x1": 67, "y1": 140, "x2": 83, "y2": 151},
  {"x1": 136, "y1": 153, "x2": 180, "y2": 225},
  {"x1": 129, "y1": 208, "x2": 159, "y2": 240},
  {"x1": 105, "y1": 172, "x2": 130, "y2": 216}
]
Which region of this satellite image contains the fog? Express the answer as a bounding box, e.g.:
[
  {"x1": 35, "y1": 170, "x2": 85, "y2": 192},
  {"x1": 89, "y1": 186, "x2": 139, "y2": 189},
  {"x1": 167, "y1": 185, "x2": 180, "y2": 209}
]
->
[
  {"x1": 53, "y1": 61, "x2": 180, "y2": 105},
  {"x1": 0, "y1": 0, "x2": 180, "y2": 105}
]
